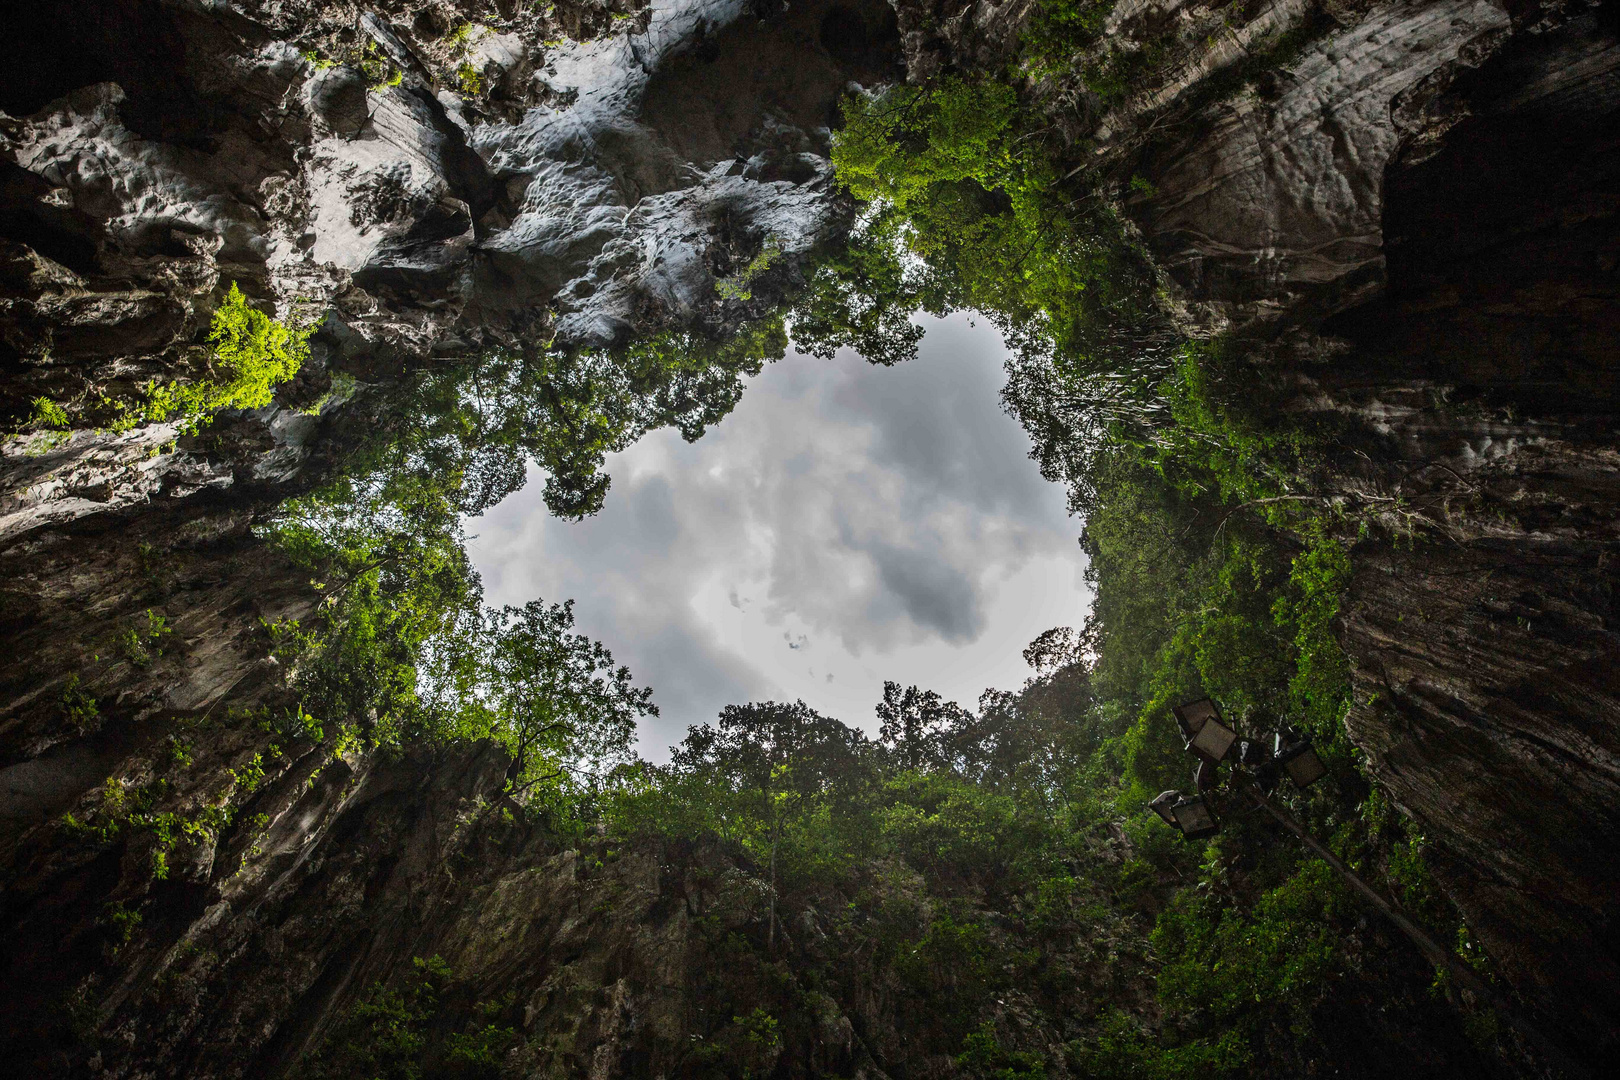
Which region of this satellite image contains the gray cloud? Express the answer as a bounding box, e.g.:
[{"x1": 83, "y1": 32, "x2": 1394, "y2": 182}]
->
[
  {"x1": 466, "y1": 313, "x2": 1089, "y2": 757},
  {"x1": 866, "y1": 536, "x2": 983, "y2": 643}
]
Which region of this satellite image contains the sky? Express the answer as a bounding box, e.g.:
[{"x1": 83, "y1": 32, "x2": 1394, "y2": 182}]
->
[{"x1": 465, "y1": 313, "x2": 1091, "y2": 760}]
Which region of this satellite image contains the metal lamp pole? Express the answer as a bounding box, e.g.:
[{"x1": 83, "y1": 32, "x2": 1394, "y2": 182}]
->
[
  {"x1": 1238, "y1": 777, "x2": 1482, "y2": 994},
  {"x1": 1240, "y1": 777, "x2": 1583, "y2": 1077},
  {"x1": 1155, "y1": 699, "x2": 1582, "y2": 1076}
]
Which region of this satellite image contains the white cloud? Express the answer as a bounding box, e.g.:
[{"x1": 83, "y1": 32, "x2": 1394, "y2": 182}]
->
[{"x1": 465, "y1": 313, "x2": 1091, "y2": 759}]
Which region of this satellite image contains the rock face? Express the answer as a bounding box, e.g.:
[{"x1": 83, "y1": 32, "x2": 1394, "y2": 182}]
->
[
  {"x1": 1327, "y1": 17, "x2": 1620, "y2": 1056},
  {"x1": 0, "y1": 3, "x2": 910, "y2": 1074},
  {"x1": 4, "y1": 0, "x2": 1620, "y2": 1076},
  {"x1": 2, "y1": 724, "x2": 1152, "y2": 1080},
  {"x1": 0, "y1": 0, "x2": 899, "y2": 537},
  {"x1": 1131, "y1": 0, "x2": 1513, "y2": 332},
  {"x1": 1088, "y1": 0, "x2": 1620, "y2": 1062},
  {"x1": 896, "y1": 0, "x2": 1620, "y2": 1062}
]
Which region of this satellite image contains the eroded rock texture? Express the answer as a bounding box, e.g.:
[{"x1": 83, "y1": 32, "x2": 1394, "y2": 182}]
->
[
  {"x1": 898, "y1": 0, "x2": 1620, "y2": 1062},
  {"x1": 1330, "y1": 17, "x2": 1620, "y2": 1056},
  {"x1": 0, "y1": 2, "x2": 912, "y2": 1074},
  {"x1": 0, "y1": 0, "x2": 898, "y2": 536},
  {"x1": 1107, "y1": 1, "x2": 1620, "y2": 1061},
  {"x1": 2, "y1": 727, "x2": 1157, "y2": 1080},
  {"x1": 2, "y1": 0, "x2": 1620, "y2": 1076}
]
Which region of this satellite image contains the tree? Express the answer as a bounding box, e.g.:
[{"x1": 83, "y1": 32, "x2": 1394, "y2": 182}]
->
[
  {"x1": 264, "y1": 323, "x2": 776, "y2": 756},
  {"x1": 1021, "y1": 626, "x2": 1087, "y2": 674},
  {"x1": 458, "y1": 600, "x2": 656, "y2": 802},
  {"x1": 672, "y1": 701, "x2": 870, "y2": 949},
  {"x1": 875, "y1": 681, "x2": 967, "y2": 773},
  {"x1": 788, "y1": 210, "x2": 927, "y2": 367},
  {"x1": 122, "y1": 282, "x2": 312, "y2": 433}
]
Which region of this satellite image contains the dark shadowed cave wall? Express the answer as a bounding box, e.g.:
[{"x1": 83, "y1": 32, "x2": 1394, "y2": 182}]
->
[{"x1": 1, "y1": 0, "x2": 1619, "y2": 1077}]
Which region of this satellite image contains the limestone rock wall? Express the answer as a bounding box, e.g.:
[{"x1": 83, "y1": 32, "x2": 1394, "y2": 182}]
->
[
  {"x1": 894, "y1": 0, "x2": 1620, "y2": 1060},
  {"x1": 1098, "y1": 1, "x2": 1620, "y2": 1060},
  {"x1": 0, "y1": 0, "x2": 897, "y2": 538},
  {"x1": 0, "y1": 4, "x2": 913, "y2": 1076},
  {"x1": 4, "y1": 0, "x2": 1620, "y2": 1074}
]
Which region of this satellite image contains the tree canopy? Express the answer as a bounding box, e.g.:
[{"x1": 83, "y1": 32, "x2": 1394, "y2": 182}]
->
[{"x1": 251, "y1": 63, "x2": 1495, "y2": 1078}]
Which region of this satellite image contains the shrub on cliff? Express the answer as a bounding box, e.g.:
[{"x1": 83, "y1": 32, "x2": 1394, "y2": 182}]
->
[{"x1": 110, "y1": 282, "x2": 311, "y2": 434}]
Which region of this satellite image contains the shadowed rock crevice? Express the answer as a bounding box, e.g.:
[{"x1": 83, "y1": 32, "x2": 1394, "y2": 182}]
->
[{"x1": 2, "y1": 0, "x2": 1620, "y2": 1076}]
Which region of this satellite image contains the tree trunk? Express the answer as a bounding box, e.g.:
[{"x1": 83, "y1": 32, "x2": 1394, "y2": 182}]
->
[{"x1": 767, "y1": 813, "x2": 779, "y2": 953}]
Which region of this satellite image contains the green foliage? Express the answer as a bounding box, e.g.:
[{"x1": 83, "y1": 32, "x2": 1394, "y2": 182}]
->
[
  {"x1": 196, "y1": 282, "x2": 306, "y2": 413},
  {"x1": 895, "y1": 913, "x2": 998, "y2": 995},
  {"x1": 163, "y1": 735, "x2": 194, "y2": 770},
  {"x1": 1149, "y1": 340, "x2": 1328, "y2": 510},
  {"x1": 1018, "y1": 1, "x2": 1334, "y2": 108},
  {"x1": 788, "y1": 210, "x2": 926, "y2": 366},
  {"x1": 118, "y1": 609, "x2": 171, "y2": 668},
  {"x1": 1274, "y1": 529, "x2": 1352, "y2": 735},
  {"x1": 60, "y1": 674, "x2": 99, "y2": 732},
  {"x1": 829, "y1": 78, "x2": 1168, "y2": 501},
  {"x1": 300, "y1": 370, "x2": 357, "y2": 416},
  {"x1": 732, "y1": 1007, "x2": 779, "y2": 1048},
  {"x1": 604, "y1": 690, "x2": 1109, "y2": 1052},
  {"x1": 878, "y1": 772, "x2": 1020, "y2": 879},
  {"x1": 832, "y1": 80, "x2": 1019, "y2": 211},
  {"x1": 608, "y1": 61, "x2": 1495, "y2": 1071},
  {"x1": 102, "y1": 901, "x2": 143, "y2": 958},
  {"x1": 831, "y1": 77, "x2": 1153, "y2": 367},
  {"x1": 1068, "y1": 1009, "x2": 1249, "y2": 1080},
  {"x1": 30, "y1": 396, "x2": 70, "y2": 430},
  {"x1": 107, "y1": 283, "x2": 310, "y2": 435},
  {"x1": 1018, "y1": 0, "x2": 1115, "y2": 74},
  {"x1": 586, "y1": 626, "x2": 1471, "y2": 1075},
  {"x1": 356, "y1": 40, "x2": 403, "y2": 92},
  {"x1": 55, "y1": 716, "x2": 279, "y2": 885},
  {"x1": 1155, "y1": 859, "x2": 1347, "y2": 1033},
  {"x1": 256, "y1": 324, "x2": 778, "y2": 803},
  {"x1": 445, "y1": 21, "x2": 479, "y2": 53},
  {"x1": 956, "y1": 1023, "x2": 1046, "y2": 1080},
  {"x1": 716, "y1": 236, "x2": 783, "y2": 301},
  {"x1": 17, "y1": 394, "x2": 72, "y2": 452},
  {"x1": 876, "y1": 681, "x2": 966, "y2": 771},
  {"x1": 169, "y1": 39, "x2": 1484, "y2": 1078},
  {"x1": 456, "y1": 60, "x2": 483, "y2": 95},
  {"x1": 270, "y1": 703, "x2": 327, "y2": 744},
  {"x1": 429, "y1": 598, "x2": 656, "y2": 807},
  {"x1": 311, "y1": 956, "x2": 444, "y2": 1080},
  {"x1": 60, "y1": 772, "x2": 233, "y2": 882},
  {"x1": 445, "y1": 994, "x2": 519, "y2": 1072},
  {"x1": 310, "y1": 956, "x2": 516, "y2": 1080}
]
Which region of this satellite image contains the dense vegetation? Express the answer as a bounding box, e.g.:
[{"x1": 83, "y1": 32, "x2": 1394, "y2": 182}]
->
[
  {"x1": 19, "y1": 282, "x2": 313, "y2": 440},
  {"x1": 259, "y1": 322, "x2": 786, "y2": 810},
  {"x1": 794, "y1": 71, "x2": 1494, "y2": 1071},
  {"x1": 242, "y1": 59, "x2": 1506, "y2": 1080}
]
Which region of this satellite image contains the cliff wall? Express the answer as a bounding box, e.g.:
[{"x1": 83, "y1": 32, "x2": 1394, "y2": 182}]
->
[
  {"x1": 0, "y1": 0, "x2": 893, "y2": 536},
  {"x1": 1125, "y1": 5, "x2": 1620, "y2": 1057},
  {"x1": 885, "y1": 0, "x2": 1620, "y2": 1059},
  {"x1": 2, "y1": 0, "x2": 1619, "y2": 1075}
]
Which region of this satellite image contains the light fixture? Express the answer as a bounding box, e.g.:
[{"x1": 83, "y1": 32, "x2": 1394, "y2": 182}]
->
[
  {"x1": 1273, "y1": 729, "x2": 1327, "y2": 789},
  {"x1": 1148, "y1": 790, "x2": 1182, "y2": 827},
  {"x1": 1173, "y1": 697, "x2": 1238, "y2": 764},
  {"x1": 1169, "y1": 795, "x2": 1220, "y2": 839},
  {"x1": 1149, "y1": 704, "x2": 1526, "y2": 1041}
]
